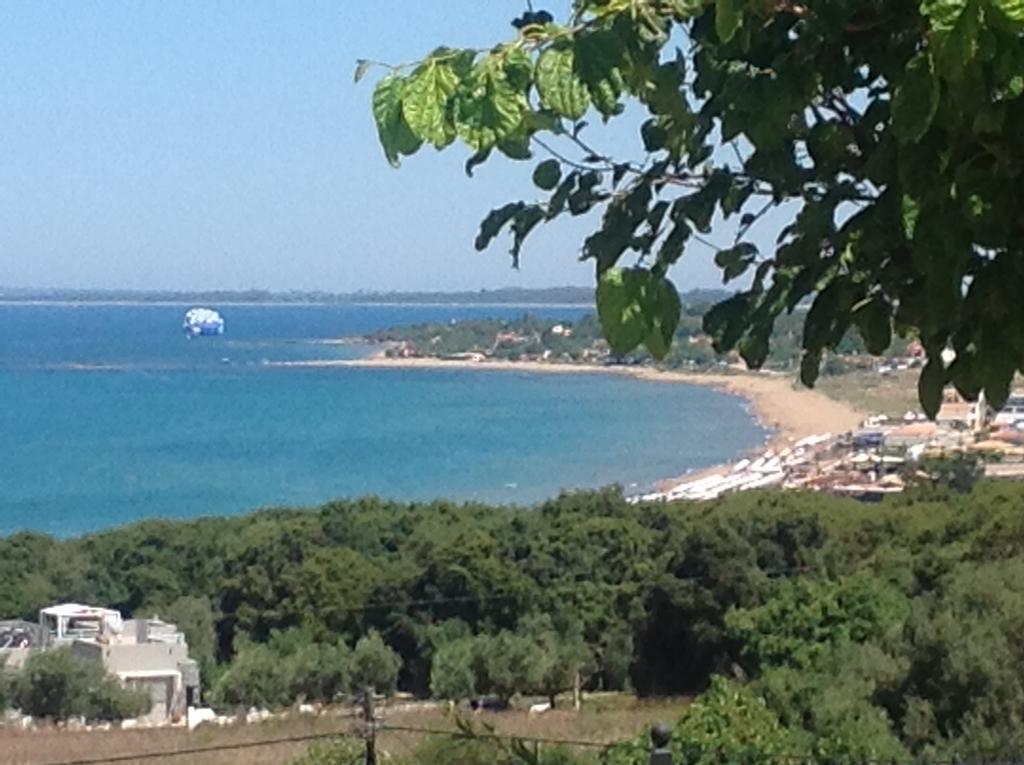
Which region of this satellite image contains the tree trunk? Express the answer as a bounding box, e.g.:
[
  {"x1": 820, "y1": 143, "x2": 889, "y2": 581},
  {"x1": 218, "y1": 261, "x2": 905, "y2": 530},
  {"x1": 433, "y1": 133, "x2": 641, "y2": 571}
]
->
[{"x1": 573, "y1": 672, "x2": 581, "y2": 711}]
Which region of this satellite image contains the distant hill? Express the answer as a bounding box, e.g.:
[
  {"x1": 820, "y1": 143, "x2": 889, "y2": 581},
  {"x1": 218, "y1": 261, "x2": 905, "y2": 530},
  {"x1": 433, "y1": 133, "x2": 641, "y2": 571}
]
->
[
  {"x1": 0, "y1": 286, "x2": 594, "y2": 305},
  {"x1": 0, "y1": 285, "x2": 732, "y2": 306}
]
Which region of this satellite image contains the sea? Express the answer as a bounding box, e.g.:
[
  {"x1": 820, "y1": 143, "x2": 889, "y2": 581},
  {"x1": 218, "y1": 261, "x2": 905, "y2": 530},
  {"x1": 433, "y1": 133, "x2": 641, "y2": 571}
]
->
[{"x1": 0, "y1": 303, "x2": 767, "y2": 537}]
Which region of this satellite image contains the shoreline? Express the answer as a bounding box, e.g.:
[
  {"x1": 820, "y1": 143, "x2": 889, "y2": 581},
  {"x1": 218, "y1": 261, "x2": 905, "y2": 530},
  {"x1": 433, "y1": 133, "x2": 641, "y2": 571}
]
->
[{"x1": 269, "y1": 356, "x2": 867, "y2": 491}]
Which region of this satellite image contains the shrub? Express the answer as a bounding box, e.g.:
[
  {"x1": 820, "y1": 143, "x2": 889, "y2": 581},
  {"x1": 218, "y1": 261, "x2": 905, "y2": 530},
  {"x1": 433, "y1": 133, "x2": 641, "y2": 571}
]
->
[{"x1": 13, "y1": 648, "x2": 149, "y2": 722}]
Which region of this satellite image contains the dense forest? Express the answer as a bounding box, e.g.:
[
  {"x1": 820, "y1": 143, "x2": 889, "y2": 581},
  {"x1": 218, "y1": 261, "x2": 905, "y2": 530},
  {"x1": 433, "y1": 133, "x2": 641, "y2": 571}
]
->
[{"x1": 2, "y1": 482, "x2": 1024, "y2": 759}]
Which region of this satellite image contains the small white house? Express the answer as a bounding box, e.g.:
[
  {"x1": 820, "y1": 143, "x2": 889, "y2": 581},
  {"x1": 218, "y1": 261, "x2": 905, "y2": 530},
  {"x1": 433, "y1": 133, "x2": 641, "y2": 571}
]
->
[
  {"x1": 3, "y1": 603, "x2": 201, "y2": 725},
  {"x1": 70, "y1": 617, "x2": 200, "y2": 724}
]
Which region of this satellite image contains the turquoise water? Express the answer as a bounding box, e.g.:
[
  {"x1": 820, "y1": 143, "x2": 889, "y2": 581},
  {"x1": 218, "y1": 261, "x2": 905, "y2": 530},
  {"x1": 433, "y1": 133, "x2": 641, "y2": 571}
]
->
[{"x1": 0, "y1": 304, "x2": 767, "y2": 536}]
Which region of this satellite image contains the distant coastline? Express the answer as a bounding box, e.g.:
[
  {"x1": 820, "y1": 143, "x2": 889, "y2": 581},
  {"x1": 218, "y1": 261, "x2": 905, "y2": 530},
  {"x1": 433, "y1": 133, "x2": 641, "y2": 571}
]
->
[
  {"x1": 0, "y1": 285, "x2": 733, "y2": 308},
  {"x1": 0, "y1": 299, "x2": 593, "y2": 309},
  {"x1": 0, "y1": 286, "x2": 596, "y2": 306}
]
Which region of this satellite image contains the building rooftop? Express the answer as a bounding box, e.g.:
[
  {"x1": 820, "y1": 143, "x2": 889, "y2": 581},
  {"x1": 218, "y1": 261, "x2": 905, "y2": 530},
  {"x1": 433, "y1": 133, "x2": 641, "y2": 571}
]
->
[
  {"x1": 39, "y1": 602, "x2": 125, "y2": 643},
  {"x1": 40, "y1": 603, "x2": 121, "y2": 619}
]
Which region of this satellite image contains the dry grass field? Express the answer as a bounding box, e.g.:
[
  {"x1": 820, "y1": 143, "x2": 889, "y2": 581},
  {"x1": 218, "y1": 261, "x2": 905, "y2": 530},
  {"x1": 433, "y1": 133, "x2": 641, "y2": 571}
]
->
[
  {"x1": 816, "y1": 369, "x2": 921, "y2": 418},
  {"x1": 0, "y1": 696, "x2": 689, "y2": 765}
]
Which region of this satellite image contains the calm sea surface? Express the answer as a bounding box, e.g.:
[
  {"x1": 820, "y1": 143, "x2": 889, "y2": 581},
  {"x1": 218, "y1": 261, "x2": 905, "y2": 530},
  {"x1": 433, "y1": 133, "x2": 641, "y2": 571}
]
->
[{"x1": 0, "y1": 304, "x2": 766, "y2": 536}]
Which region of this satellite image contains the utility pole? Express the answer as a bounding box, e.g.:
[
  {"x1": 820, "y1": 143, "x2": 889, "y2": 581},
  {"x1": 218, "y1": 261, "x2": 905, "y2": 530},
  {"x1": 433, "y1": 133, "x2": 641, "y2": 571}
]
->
[
  {"x1": 650, "y1": 722, "x2": 673, "y2": 765},
  {"x1": 362, "y1": 686, "x2": 377, "y2": 765}
]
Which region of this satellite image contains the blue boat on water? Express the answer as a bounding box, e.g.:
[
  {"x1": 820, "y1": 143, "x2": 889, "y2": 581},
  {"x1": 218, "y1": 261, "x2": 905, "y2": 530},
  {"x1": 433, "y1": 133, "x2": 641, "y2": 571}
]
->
[{"x1": 182, "y1": 307, "x2": 225, "y2": 338}]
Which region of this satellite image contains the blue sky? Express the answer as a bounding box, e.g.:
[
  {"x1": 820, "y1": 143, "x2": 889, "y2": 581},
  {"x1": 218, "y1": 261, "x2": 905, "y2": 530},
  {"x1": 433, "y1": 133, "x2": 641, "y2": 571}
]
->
[{"x1": 0, "y1": 1, "x2": 728, "y2": 292}]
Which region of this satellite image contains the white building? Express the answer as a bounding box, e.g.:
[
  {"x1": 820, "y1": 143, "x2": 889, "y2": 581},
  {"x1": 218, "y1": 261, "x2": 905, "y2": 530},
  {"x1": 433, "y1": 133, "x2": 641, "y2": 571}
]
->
[
  {"x1": 994, "y1": 392, "x2": 1024, "y2": 427},
  {"x1": 70, "y1": 617, "x2": 200, "y2": 724},
  {"x1": 14, "y1": 603, "x2": 201, "y2": 725},
  {"x1": 39, "y1": 603, "x2": 123, "y2": 644}
]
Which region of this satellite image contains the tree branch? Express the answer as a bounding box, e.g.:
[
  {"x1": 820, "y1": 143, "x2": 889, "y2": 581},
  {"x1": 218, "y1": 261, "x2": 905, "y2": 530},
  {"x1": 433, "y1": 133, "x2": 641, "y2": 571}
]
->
[{"x1": 734, "y1": 199, "x2": 777, "y2": 245}]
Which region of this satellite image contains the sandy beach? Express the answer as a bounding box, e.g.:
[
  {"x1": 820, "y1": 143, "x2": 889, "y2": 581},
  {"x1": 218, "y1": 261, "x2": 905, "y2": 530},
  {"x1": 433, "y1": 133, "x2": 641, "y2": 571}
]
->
[{"x1": 270, "y1": 356, "x2": 866, "y2": 446}]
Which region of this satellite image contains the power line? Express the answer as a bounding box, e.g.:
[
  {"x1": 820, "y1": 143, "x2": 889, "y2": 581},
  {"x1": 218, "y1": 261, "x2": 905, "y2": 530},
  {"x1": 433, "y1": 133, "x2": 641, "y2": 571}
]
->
[
  {"x1": 37, "y1": 715, "x2": 1024, "y2": 765},
  {"x1": 331, "y1": 594, "x2": 520, "y2": 612},
  {"x1": 44, "y1": 728, "x2": 358, "y2": 765},
  {"x1": 379, "y1": 722, "x2": 614, "y2": 750},
  {"x1": 360, "y1": 724, "x2": 1024, "y2": 765}
]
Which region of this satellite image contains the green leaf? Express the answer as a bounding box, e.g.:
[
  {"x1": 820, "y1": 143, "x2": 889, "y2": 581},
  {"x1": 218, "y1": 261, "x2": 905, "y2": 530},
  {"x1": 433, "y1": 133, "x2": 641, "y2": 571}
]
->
[
  {"x1": 497, "y1": 124, "x2": 532, "y2": 159},
  {"x1": 574, "y1": 31, "x2": 626, "y2": 118},
  {"x1": 402, "y1": 61, "x2": 460, "y2": 148},
  {"x1": 596, "y1": 268, "x2": 649, "y2": 356},
  {"x1": 533, "y1": 160, "x2": 562, "y2": 191},
  {"x1": 567, "y1": 171, "x2": 605, "y2": 216},
  {"x1": 715, "y1": 0, "x2": 741, "y2": 42},
  {"x1": 546, "y1": 172, "x2": 578, "y2": 219},
  {"x1": 464, "y1": 148, "x2": 492, "y2": 177},
  {"x1": 372, "y1": 74, "x2": 424, "y2": 167},
  {"x1": 641, "y1": 120, "x2": 668, "y2": 152},
  {"x1": 993, "y1": 0, "x2": 1024, "y2": 22},
  {"x1": 853, "y1": 297, "x2": 893, "y2": 355},
  {"x1": 502, "y1": 48, "x2": 534, "y2": 93},
  {"x1": 738, "y1": 325, "x2": 772, "y2": 369},
  {"x1": 644, "y1": 276, "x2": 681, "y2": 360},
  {"x1": 948, "y1": 348, "x2": 982, "y2": 401},
  {"x1": 595, "y1": 266, "x2": 682, "y2": 358},
  {"x1": 668, "y1": 0, "x2": 705, "y2": 19},
  {"x1": 510, "y1": 206, "x2": 546, "y2": 267},
  {"x1": 657, "y1": 219, "x2": 691, "y2": 269},
  {"x1": 354, "y1": 59, "x2": 372, "y2": 84},
  {"x1": 704, "y1": 293, "x2": 752, "y2": 352},
  {"x1": 918, "y1": 357, "x2": 947, "y2": 419},
  {"x1": 722, "y1": 183, "x2": 754, "y2": 217},
  {"x1": 927, "y1": 0, "x2": 982, "y2": 81},
  {"x1": 800, "y1": 349, "x2": 822, "y2": 387},
  {"x1": 454, "y1": 62, "x2": 527, "y2": 151},
  {"x1": 807, "y1": 122, "x2": 855, "y2": 172},
  {"x1": 647, "y1": 201, "x2": 671, "y2": 235},
  {"x1": 714, "y1": 243, "x2": 758, "y2": 283},
  {"x1": 645, "y1": 61, "x2": 689, "y2": 119},
  {"x1": 980, "y1": 335, "x2": 1018, "y2": 409},
  {"x1": 921, "y1": 0, "x2": 968, "y2": 32},
  {"x1": 892, "y1": 54, "x2": 940, "y2": 143},
  {"x1": 475, "y1": 202, "x2": 525, "y2": 251},
  {"x1": 444, "y1": 47, "x2": 475, "y2": 76},
  {"x1": 523, "y1": 109, "x2": 561, "y2": 134},
  {"x1": 536, "y1": 47, "x2": 590, "y2": 120}
]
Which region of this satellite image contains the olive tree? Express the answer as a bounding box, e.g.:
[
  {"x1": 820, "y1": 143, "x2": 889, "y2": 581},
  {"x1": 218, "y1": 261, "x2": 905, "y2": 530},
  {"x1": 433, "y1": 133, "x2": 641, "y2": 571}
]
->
[
  {"x1": 13, "y1": 648, "x2": 149, "y2": 722},
  {"x1": 350, "y1": 630, "x2": 402, "y2": 696}
]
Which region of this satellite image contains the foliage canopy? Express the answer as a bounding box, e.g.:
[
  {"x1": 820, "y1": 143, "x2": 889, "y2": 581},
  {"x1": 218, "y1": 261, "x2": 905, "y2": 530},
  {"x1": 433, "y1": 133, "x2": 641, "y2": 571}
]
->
[
  {"x1": 363, "y1": 0, "x2": 1024, "y2": 415},
  {"x1": 7, "y1": 483, "x2": 1024, "y2": 754}
]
